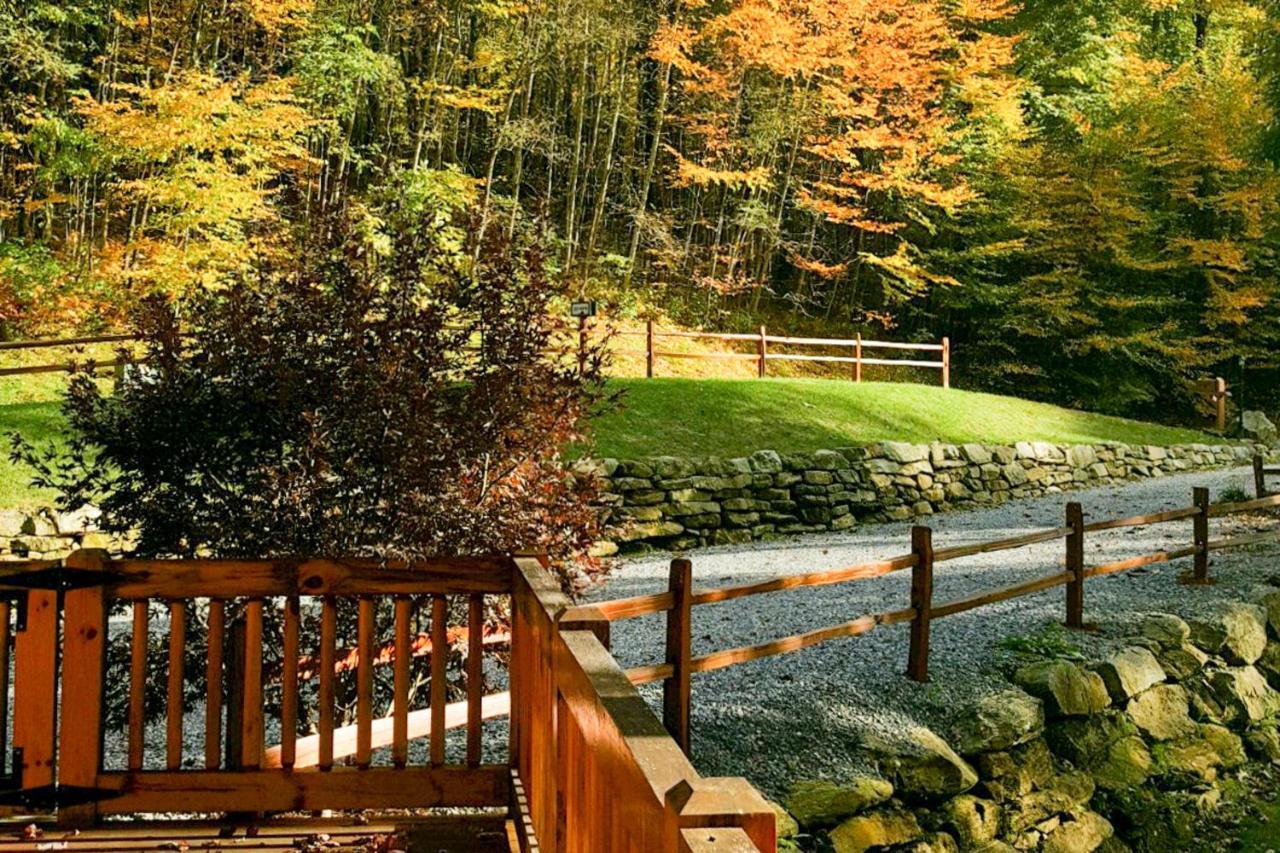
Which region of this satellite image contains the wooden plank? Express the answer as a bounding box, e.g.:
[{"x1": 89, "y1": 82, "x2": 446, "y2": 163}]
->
[
  {"x1": 843, "y1": 357, "x2": 944, "y2": 369},
  {"x1": 107, "y1": 556, "x2": 514, "y2": 599},
  {"x1": 627, "y1": 662, "x2": 675, "y2": 685},
  {"x1": 128, "y1": 600, "x2": 148, "y2": 771},
  {"x1": 431, "y1": 594, "x2": 448, "y2": 767},
  {"x1": 393, "y1": 596, "x2": 411, "y2": 768},
  {"x1": 1085, "y1": 546, "x2": 1199, "y2": 578},
  {"x1": 906, "y1": 526, "x2": 934, "y2": 683},
  {"x1": 280, "y1": 597, "x2": 299, "y2": 770},
  {"x1": 166, "y1": 601, "x2": 187, "y2": 770},
  {"x1": 1208, "y1": 493, "x2": 1280, "y2": 518},
  {"x1": 205, "y1": 600, "x2": 225, "y2": 770},
  {"x1": 240, "y1": 600, "x2": 264, "y2": 769},
  {"x1": 318, "y1": 598, "x2": 336, "y2": 770},
  {"x1": 1083, "y1": 506, "x2": 1200, "y2": 533},
  {"x1": 13, "y1": 589, "x2": 58, "y2": 789},
  {"x1": 357, "y1": 597, "x2": 374, "y2": 769},
  {"x1": 0, "y1": 332, "x2": 137, "y2": 350},
  {"x1": 653, "y1": 351, "x2": 760, "y2": 361},
  {"x1": 59, "y1": 550, "x2": 109, "y2": 827},
  {"x1": 663, "y1": 559, "x2": 693, "y2": 755},
  {"x1": 467, "y1": 594, "x2": 484, "y2": 767},
  {"x1": 1207, "y1": 528, "x2": 1280, "y2": 552},
  {"x1": 690, "y1": 555, "x2": 917, "y2": 606},
  {"x1": 263, "y1": 692, "x2": 511, "y2": 769},
  {"x1": 933, "y1": 527, "x2": 1071, "y2": 563},
  {"x1": 580, "y1": 591, "x2": 674, "y2": 621},
  {"x1": 93, "y1": 766, "x2": 511, "y2": 814},
  {"x1": 680, "y1": 828, "x2": 761, "y2": 853},
  {"x1": 683, "y1": 607, "x2": 917, "y2": 676},
  {"x1": 932, "y1": 571, "x2": 1074, "y2": 619}
]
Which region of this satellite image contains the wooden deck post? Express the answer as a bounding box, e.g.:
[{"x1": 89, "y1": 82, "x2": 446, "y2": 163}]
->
[
  {"x1": 646, "y1": 319, "x2": 656, "y2": 379},
  {"x1": 664, "y1": 777, "x2": 777, "y2": 852},
  {"x1": 664, "y1": 558, "x2": 694, "y2": 755},
  {"x1": 1065, "y1": 503, "x2": 1085, "y2": 630},
  {"x1": 1185, "y1": 487, "x2": 1213, "y2": 586},
  {"x1": 757, "y1": 325, "x2": 767, "y2": 378},
  {"x1": 906, "y1": 526, "x2": 934, "y2": 683},
  {"x1": 854, "y1": 334, "x2": 863, "y2": 383},
  {"x1": 13, "y1": 586, "x2": 58, "y2": 792},
  {"x1": 1256, "y1": 454, "x2": 1268, "y2": 499},
  {"x1": 941, "y1": 337, "x2": 951, "y2": 389},
  {"x1": 59, "y1": 549, "x2": 109, "y2": 828}
]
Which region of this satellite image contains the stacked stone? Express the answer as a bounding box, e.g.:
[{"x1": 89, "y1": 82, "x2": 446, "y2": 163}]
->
[
  {"x1": 597, "y1": 442, "x2": 1260, "y2": 553},
  {"x1": 0, "y1": 506, "x2": 117, "y2": 560},
  {"x1": 769, "y1": 587, "x2": 1280, "y2": 852}
]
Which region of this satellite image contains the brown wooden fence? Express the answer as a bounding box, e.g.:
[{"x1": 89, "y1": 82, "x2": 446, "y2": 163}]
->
[
  {"x1": 0, "y1": 553, "x2": 773, "y2": 851},
  {"x1": 567, "y1": 487, "x2": 1280, "y2": 754},
  {"x1": 1255, "y1": 454, "x2": 1280, "y2": 498},
  {"x1": 616, "y1": 322, "x2": 950, "y2": 387}
]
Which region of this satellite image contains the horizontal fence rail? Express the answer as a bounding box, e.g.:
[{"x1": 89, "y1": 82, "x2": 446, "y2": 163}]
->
[
  {"x1": 576, "y1": 484, "x2": 1280, "y2": 754},
  {"x1": 1256, "y1": 454, "x2": 1280, "y2": 498}
]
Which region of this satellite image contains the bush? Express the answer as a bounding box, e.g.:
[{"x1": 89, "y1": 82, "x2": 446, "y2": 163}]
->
[{"x1": 15, "y1": 205, "x2": 612, "y2": 590}]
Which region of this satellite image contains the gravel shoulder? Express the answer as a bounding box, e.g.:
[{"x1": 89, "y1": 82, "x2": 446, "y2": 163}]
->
[{"x1": 589, "y1": 465, "x2": 1280, "y2": 798}]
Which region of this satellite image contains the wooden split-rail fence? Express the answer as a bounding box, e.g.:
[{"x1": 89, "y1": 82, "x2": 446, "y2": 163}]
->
[
  {"x1": 566, "y1": 486, "x2": 1280, "y2": 754},
  {"x1": 0, "y1": 554, "x2": 776, "y2": 852}
]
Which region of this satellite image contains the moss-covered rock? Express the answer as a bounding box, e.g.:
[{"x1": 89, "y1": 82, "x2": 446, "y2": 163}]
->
[
  {"x1": 784, "y1": 776, "x2": 893, "y2": 829},
  {"x1": 1125, "y1": 684, "x2": 1197, "y2": 742},
  {"x1": 1014, "y1": 661, "x2": 1112, "y2": 718},
  {"x1": 954, "y1": 689, "x2": 1044, "y2": 755},
  {"x1": 862, "y1": 726, "x2": 977, "y2": 802},
  {"x1": 1040, "y1": 810, "x2": 1113, "y2": 853},
  {"x1": 938, "y1": 794, "x2": 1001, "y2": 846},
  {"x1": 1046, "y1": 713, "x2": 1151, "y2": 790},
  {"x1": 828, "y1": 808, "x2": 922, "y2": 853},
  {"x1": 1092, "y1": 648, "x2": 1166, "y2": 703},
  {"x1": 1207, "y1": 666, "x2": 1280, "y2": 728},
  {"x1": 1187, "y1": 603, "x2": 1268, "y2": 665},
  {"x1": 974, "y1": 738, "x2": 1055, "y2": 802}
]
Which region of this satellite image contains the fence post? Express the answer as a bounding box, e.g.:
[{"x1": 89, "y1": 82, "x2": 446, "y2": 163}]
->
[
  {"x1": 906, "y1": 526, "x2": 934, "y2": 683},
  {"x1": 664, "y1": 558, "x2": 693, "y2": 755},
  {"x1": 59, "y1": 549, "x2": 109, "y2": 827},
  {"x1": 1184, "y1": 486, "x2": 1213, "y2": 586},
  {"x1": 941, "y1": 337, "x2": 951, "y2": 389},
  {"x1": 1065, "y1": 503, "x2": 1086, "y2": 630},
  {"x1": 1255, "y1": 454, "x2": 1268, "y2": 499},
  {"x1": 646, "y1": 319, "x2": 656, "y2": 379},
  {"x1": 757, "y1": 325, "x2": 767, "y2": 378},
  {"x1": 854, "y1": 333, "x2": 863, "y2": 383},
  {"x1": 1215, "y1": 377, "x2": 1227, "y2": 432}
]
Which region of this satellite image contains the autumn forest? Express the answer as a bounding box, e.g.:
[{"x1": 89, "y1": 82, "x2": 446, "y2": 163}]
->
[{"x1": 3, "y1": 0, "x2": 1280, "y2": 419}]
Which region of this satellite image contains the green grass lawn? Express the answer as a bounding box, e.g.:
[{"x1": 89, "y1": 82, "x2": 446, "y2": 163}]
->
[
  {"x1": 0, "y1": 375, "x2": 1222, "y2": 510},
  {"x1": 588, "y1": 378, "x2": 1221, "y2": 459}
]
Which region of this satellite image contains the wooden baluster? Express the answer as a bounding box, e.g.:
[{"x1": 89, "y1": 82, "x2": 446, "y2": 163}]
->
[
  {"x1": 128, "y1": 601, "x2": 148, "y2": 770},
  {"x1": 205, "y1": 600, "x2": 224, "y2": 769},
  {"x1": 59, "y1": 550, "x2": 108, "y2": 827},
  {"x1": 906, "y1": 526, "x2": 934, "y2": 683},
  {"x1": 663, "y1": 559, "x2": 693, "y2": 755},
  {"x1": 393, "y1": 597, "x2": 411, "y2": 768},
  {"x1": 0, "y1": 600, "x2": 10, "y2": 774},
  {"x1": 430, "y1": 594, "x2": 447, "y2": 767},
  {"x1": 281, "y1": 597, "x2": 299, "y2": 770},
  {"x1": 318, "y1": 597, "x2": 336, "y2": 770},
  {"x1": 14, "y1": 589, "x2": 58, "y2": 790},
  {"x1": 466, "y1": 594, "x2": 484, "y2": 767},
  {"x1": 240, "y1": 600, "x2": 264, "y2": 769},
  {"x1": 166, "y1": 601, "x2": 187, "y2": 770},
  {"x1": 356, "y1": 597, "x2": 374, "y2": 769}
]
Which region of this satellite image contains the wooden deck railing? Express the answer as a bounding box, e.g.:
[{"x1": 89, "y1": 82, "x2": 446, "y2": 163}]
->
[
  {"x1": 0, "y1": 553, "x2": 772, "y2": 851},
  {"x1": 573, "y1": 486, "x2": 1280, "y2": 753},
  {"x1": 1255, "y1": 454, "x2": 1280, "y2": 498}
]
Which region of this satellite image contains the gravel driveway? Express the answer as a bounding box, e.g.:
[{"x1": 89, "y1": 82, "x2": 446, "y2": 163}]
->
[{"x1": 589, "y1": 465, "x2": 1280, "y2": 797}]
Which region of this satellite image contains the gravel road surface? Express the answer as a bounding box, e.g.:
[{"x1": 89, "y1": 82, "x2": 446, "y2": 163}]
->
[{"x1": 589, "y1": 465, "x2": 1280, "y2": 797}]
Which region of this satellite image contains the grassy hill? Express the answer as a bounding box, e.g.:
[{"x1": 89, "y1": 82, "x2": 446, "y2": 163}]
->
[
  {"x1": 589, "y1": 378, "x2": 1220, "y2": 459},
  {"x1": 0, "y1": 374, "x2": 1223, "y2": 510}
]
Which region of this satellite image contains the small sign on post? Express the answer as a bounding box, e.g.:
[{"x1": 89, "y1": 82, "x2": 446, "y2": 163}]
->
[
  {"x1": 569, "y1": 300, "x2": 597, "y2": 319},
  {"x1": 570, "y1": 301, "x2": 597, "y2": 373}
]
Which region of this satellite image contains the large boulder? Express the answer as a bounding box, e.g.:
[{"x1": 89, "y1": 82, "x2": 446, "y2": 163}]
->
[
  {"x1": 1242, "y1": 410, "x2": 1278, "y2": 445},
  {"x1": 1091, "y1": 648, "x2": 1166, "y2": 702},
  {"x1": 1125, "y1": 684, "x2": 1197, "y2": 742},
  {"x1": 828, "y1": 808, "x2": 923, "y2": 853},
  {"x1": 1040, "y1": 810, "x2": 1113, "y2": 853},
  {"x1": 1188, "y1": 603, "x2": 1269, "y2": 664},
  {"x1": 1046, "y1": 713, "x2": 1151, "y2": 790},
  {"x1": 862, "y1": 726, "x2": 978, "y2": 801},
  {"x1": 954, "y1": 690, "x2": 1045, "y2": 755},
  {"x1": 1207, "y1": 666, "x2": 1280, "y2": 728},
  {"x1": 1014, "y1": 661, "x2": 1111, "y2": 717},
  {"x1": 784, "y1": 776, "x2": 893, "y2": 829}
]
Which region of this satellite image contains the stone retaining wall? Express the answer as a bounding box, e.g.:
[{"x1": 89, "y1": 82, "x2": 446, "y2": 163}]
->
[
  {"x1": 596, "y1": 442, "x2": 1266, "y2": 553},
  {"x1": 773, "y1": 590, "x2": 1280, "y2": 851}
]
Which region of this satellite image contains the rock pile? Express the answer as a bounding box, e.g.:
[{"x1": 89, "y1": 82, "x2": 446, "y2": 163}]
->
[
  {"x1": 771, "y1": 589, "x2": 1280, "y2": 852},
  {"x1": 592, "y1": 441, "x2": 1262, "y2": 553}
]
